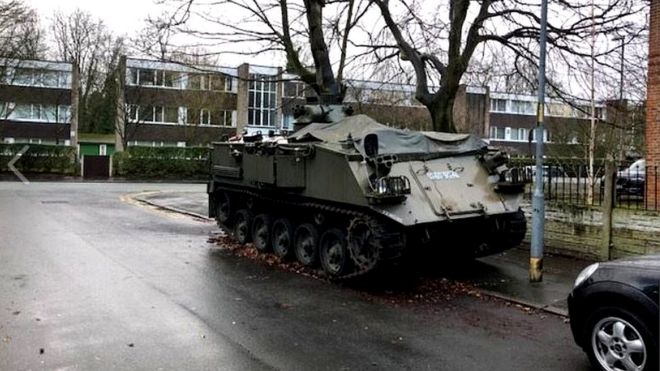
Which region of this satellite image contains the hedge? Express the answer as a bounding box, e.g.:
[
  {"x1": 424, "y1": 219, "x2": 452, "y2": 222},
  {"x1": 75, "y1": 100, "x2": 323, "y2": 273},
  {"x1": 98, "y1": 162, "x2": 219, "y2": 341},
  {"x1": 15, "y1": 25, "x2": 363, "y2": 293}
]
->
[
  {"x1": 112, "y1": 146, "x2": 211, "y2": 179},
  {"x1": 0, "y1": 144, "x2": 77, "y2": 174}
]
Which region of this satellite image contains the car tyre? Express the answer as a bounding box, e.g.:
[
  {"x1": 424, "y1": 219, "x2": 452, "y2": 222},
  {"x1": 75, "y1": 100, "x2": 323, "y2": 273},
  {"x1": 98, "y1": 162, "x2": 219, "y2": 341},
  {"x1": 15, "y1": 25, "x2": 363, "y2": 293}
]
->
[{"x1": 584, "y1": 306, "x2": 657, "y2": 371}]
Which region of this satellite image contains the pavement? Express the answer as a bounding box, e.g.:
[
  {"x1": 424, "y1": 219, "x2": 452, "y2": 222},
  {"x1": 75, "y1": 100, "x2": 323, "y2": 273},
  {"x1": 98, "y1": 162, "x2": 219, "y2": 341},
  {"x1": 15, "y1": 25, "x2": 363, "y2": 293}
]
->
[
  {"x1": 0, "y1": 182, "x2": 591, "y2": 370},
  {"x1": 135, "y1": 190, "x2": 595, "y2": 317}
]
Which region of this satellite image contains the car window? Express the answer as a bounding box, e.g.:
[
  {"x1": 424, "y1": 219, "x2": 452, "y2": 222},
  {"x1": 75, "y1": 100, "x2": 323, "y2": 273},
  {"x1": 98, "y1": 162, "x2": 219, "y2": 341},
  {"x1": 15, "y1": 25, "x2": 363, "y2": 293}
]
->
[{"x1": 629, "y1": 159, "x2": 645, "y2": 171}]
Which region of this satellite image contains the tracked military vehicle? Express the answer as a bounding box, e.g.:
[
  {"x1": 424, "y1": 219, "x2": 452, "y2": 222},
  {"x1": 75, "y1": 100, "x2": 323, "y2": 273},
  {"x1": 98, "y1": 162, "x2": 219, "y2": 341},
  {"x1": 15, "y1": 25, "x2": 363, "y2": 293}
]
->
[{"x1": 208, "y1": 101, "x2": 527, "y2": 279}]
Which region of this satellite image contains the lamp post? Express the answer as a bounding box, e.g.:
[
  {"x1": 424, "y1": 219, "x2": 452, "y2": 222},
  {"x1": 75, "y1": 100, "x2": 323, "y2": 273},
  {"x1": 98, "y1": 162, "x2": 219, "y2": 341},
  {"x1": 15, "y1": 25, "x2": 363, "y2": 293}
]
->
[
  {"x1": 613, "y1": 36, "x2": 625, "y2": 101},
  {"x1": 613, "y1": 35, "x2": 626, "y2": 160},
  {"x1": 530, "y1": 0, "x2": 549, "y2": 282}
]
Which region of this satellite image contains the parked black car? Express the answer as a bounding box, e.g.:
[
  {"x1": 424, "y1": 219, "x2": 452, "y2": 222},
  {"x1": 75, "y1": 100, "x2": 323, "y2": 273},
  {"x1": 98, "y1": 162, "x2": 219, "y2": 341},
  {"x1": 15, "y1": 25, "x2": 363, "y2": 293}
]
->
[
  {"x1": 616, "y1": 159, "x2": 646, "y2": 197},
  {"x1": 568, "y1": 255, "x2": 659, "y2": 371}
]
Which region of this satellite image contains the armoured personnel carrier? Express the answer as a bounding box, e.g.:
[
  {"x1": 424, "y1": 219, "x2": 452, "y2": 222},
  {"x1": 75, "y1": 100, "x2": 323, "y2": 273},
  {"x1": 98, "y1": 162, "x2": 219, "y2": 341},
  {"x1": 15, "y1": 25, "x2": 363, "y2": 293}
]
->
[{"x1": 208, "y1": 102, "x2": 527, "y2": 279}]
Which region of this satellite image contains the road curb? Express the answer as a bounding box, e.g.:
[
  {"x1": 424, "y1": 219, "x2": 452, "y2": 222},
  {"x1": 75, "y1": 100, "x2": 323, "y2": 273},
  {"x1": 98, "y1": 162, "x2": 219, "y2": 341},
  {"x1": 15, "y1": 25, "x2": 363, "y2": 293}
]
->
[
  {"x1": 479, "y1": 290, "x2": 568, "y2": 317},
  {"x1": 128, "y1": 192, "x2": 213, "y2": 222}
]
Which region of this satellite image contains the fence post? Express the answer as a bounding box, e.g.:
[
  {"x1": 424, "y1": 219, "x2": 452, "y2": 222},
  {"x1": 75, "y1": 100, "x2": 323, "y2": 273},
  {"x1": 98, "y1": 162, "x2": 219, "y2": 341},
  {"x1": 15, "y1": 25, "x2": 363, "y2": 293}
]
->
[{"x1": 600, "y1": 160, "x2": 615, "y2": 260}]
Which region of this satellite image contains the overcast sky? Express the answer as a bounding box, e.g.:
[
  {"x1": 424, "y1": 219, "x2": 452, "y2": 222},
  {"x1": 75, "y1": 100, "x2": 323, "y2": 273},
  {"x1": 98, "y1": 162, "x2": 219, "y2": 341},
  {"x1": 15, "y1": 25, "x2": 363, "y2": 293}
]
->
[
  {"x1": 26, "y1": 0, "x2": 156, "y2": 35},
  {"x1": 24, "y1": 0, "x2": 280, "y2": 66}
]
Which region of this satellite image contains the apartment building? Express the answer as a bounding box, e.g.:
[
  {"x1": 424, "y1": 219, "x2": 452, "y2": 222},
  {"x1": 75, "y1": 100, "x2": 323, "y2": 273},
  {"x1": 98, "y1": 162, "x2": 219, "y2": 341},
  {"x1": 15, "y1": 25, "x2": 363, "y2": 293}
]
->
[
  {"x1": 0, "y1": 59, "x2": 78, "y2": 145},
  {"x1": 486, "y1": 91, "x2": 607, "y2": 155},
  {"x1": 115, "y1": 57, "x2": 285, "y2": 149},
  {"x1": 116, "y1": 56, "x2": 620, "y2": 158}
]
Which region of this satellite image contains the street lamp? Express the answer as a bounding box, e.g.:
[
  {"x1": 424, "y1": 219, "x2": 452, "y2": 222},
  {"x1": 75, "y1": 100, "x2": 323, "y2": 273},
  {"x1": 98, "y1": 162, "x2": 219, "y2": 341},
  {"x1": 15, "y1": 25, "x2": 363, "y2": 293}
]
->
[
  {"x1": 612, "y1": 35, "x2": 627, "y2": 160},
  {"x1": 530, "y1": 0, "x2": 549, "y2": 282},
  {"x1": 613, "y1": 36, "x2": 625, "y2": 101}
]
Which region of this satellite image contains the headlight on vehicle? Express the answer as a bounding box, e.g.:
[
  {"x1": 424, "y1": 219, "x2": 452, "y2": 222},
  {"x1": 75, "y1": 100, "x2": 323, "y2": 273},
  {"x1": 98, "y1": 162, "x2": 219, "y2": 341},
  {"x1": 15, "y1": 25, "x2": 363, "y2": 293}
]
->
[
  {"x1": 374, "y1": 176, "x2": 411, "y2": 196},
  {"x1": 574, "y1": 263, "x2": 599, "y2": 288}
]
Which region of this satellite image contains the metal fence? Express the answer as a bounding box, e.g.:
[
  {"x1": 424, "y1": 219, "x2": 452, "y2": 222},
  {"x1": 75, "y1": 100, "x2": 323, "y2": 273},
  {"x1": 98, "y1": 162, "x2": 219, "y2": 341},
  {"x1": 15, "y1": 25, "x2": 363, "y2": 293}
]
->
[{"x1": 510, "y1": 158, "x2": 658, "y2": 211}]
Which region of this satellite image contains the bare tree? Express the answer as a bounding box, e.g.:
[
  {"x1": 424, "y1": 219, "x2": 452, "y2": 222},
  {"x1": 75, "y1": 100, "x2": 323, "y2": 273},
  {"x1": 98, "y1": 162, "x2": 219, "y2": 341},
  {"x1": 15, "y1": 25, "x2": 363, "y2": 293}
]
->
[
  {"x1": 368, "y1": 0, "x2": 645, "y2": 132},
  {"x1": 50, "y1": 9, "x2": 119, "y2": 132},
  {"x1": 0, "y1": 0, "x2": 46, "y2": 124},
  {"x1": 146, "y1": 0, "x2": 372, "y2": 98},
  {"x1": 0, "y1": 0, "x2": 45, "y2": 60}
]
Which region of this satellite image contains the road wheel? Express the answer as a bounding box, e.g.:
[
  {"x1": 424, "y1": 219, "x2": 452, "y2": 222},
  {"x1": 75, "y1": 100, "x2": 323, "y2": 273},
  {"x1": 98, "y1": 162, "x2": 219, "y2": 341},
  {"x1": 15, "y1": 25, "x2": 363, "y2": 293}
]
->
[
  {"x1": 294, "y1": 223, "x2": 319, "y2": 266},
  {"x1": 585, "y1": 306, "x2": 657, "y2": 371},
  {"x1": 319, "y1": 228, "x2": 351, "y2": 277},
  {"x1": 272, "y1": 218, "x2": 294, "y2": 259},
  {"x1": 215, "y1": 191, "x2": 232, "y2": 225},
  {"x1": 251, "y1": 214, "x2": 272, "y2": 252},
  {"x1": 233, "y1": 209, "x2": 253, "y2": 244}
]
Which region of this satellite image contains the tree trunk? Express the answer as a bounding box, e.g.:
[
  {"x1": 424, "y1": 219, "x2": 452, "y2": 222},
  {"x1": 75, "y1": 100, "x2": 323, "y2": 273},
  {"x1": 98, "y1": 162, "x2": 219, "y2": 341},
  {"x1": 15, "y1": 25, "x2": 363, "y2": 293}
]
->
[{"x1": 427, "y1": 93, "x2": 457, "y2": 133}]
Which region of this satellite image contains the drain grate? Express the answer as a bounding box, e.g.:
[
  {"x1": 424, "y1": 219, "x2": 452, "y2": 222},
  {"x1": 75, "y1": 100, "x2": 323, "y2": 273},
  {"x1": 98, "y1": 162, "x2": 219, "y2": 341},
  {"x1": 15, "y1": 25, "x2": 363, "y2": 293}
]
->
[{"x1": 41, "y1": 200, "x2": 69, "y2": 204}]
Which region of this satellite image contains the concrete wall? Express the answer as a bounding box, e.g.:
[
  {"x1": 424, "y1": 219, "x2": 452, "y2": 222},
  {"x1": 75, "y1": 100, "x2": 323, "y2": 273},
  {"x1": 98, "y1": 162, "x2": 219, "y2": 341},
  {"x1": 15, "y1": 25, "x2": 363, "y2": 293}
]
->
[
  {"x1": 521, "y1": 201, "x2": 660, "y2": 260},
  {"x1": 647, "y1": 0, "x2": 659, "y2": 209}
]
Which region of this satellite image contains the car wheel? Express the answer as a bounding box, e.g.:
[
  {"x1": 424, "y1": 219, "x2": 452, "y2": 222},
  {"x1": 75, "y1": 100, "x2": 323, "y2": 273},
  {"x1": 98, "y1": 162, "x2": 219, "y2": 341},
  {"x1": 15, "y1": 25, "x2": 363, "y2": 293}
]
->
[{"x1": 585, "y1": 306, "x2": 657, "y2": 371}]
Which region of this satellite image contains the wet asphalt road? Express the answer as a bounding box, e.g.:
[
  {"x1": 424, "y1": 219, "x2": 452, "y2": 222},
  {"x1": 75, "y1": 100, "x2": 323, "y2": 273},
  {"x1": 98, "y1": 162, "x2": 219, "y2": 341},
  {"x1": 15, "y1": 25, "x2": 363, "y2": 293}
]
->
[{"x1": 0, "y1": 182, "x2": 592, "y2": 370}]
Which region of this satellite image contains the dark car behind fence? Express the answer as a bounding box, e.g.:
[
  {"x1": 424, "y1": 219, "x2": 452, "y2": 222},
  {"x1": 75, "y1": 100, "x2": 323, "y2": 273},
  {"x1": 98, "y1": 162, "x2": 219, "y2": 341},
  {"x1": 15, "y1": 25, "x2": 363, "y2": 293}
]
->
[{"x1": 511, "y1": 158, "x2": 658, "y2": 211}]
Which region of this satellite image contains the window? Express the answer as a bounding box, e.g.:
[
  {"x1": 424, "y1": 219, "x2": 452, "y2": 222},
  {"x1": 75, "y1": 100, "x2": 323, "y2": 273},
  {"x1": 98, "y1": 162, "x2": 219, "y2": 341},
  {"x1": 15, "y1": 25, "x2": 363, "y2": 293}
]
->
[
  {"x1": 126, "y1": 104, "x2": 139, "y2": 122},
  {"x1": 164, "y1": 107, "x2": 179, "y2": 123},
  {"x1": 39, "y1": 70, "x2": 59, "y2": 87},
  {"x1": 187, "y1": 108, "x2": 199, "y2": 125},
  {"x1": 510, "y1": 100, "x2": 535, "y2": 114},
  {"x1": 11, "y1": 104, "x2": 32, "y2": 120},
  {"x1": 200, "y1": 109, "x2": 211, "y2": 125},
  {"x1": 490, "y1": 126, "x2": 506, "y2": 140},
  {"x1": 210, "y1": 74, "x2": 229, "y2": 91},
  {"x1": 282, "y1": 114, "x2": 294, "y2": 130},
  {"x1": 39, "y1": 105, "x2": 57, "y2": 122},
  {"x1": 546, "y1": 103, "x2": 570, "y2": 117},
  {"x1": 128, "y1": 68, "x2": 138, "y2": 85},
  {"x1": 154, "y1": 70, "x2": 164, "y2": 86},
  {"x1": 13, "y1": 68, "x2": 33, "y2": 85},
  {"x1": 163, "y1": 71, "x2": 180, "y2": 88},
  {"x1": 509, "y1": 128, "x2": 527, "y2": 142},
  {"x1": 210, "y1": 110, "x2": 234, "y2": 126},
  {"x1": 58, "y1": 72, "x2": 71, "y2": 88},
  {"x1": 6, "y1": 68, "x2": 70, "y2": 88},
  {"x1": 248, "y1": 74, "x2": 277, "y2": 127},
  {"x1": 490, "y1": 98, "x2": 507, "y2": 112},
  {"x1": 283, "y1": 81, "x2": 307, "y2": 98},
  {"x1": 140, "y1": 105, "x2": 154, "y2": 122},
  {"x1": 138, "y1": 69, "x2": 155, "y2": 86},
  {"x1": 0, "y1": 102, "x2": 8, "y2": 119},
  {"x1": 153, "y1": 106, "x2": 164, "y2": 122},
  {"x1": 7, "y1": 103, "x2": 60, "y2": 122},
  {"x1": 188, "y1": 74, "x2": 208, "y2": 90},
  {"x1": 57, "y1": 105, "x2": 71, "y2": 123}
]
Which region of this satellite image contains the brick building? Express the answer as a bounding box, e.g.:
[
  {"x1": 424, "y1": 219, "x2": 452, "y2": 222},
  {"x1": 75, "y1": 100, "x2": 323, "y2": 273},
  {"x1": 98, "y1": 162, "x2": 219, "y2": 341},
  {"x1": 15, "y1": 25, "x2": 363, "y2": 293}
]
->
[
  {"x1": 646, "y1": 0, "x2": 659, "y2": 208},
  {"x1": 0, "y1": 59, "x2": 78, "y2": 145}
]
